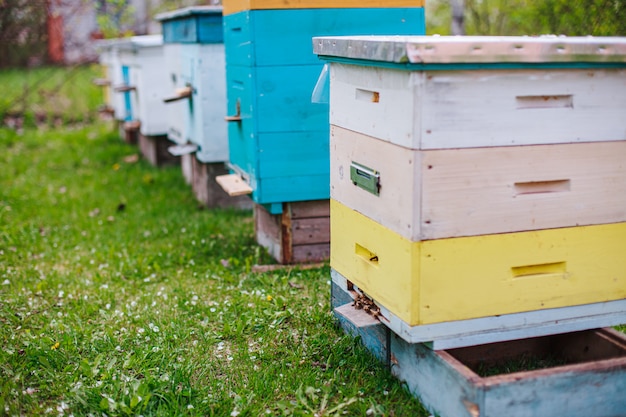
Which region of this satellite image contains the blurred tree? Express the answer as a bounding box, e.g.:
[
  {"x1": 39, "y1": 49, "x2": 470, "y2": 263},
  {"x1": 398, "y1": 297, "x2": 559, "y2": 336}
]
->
[
  {"x1": 0, "y1": 0, "x2": 49, "y2": 67},
  {"x1": 426, "y1": 0, "x2": 625, "y2": 36},
  {"x1": 95, "y1": 0, "x2": 136, "y2": 38}
]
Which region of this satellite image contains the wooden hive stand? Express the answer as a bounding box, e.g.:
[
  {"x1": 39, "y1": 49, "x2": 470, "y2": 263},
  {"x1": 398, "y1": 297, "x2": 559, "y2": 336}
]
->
[{"x1": 254, "y1": 200, "x2": 330, "y2": 264}]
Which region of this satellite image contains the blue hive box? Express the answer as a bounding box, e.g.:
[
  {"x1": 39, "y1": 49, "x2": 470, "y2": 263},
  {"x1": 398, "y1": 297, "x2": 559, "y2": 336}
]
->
[{"x1": 223, "y1": 7, "x2": 426, "y2": 214}]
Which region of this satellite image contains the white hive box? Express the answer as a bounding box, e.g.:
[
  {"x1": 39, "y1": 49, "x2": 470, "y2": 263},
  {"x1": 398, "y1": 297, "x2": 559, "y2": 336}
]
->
[
  {"x1": 156, "y1": 7, "x2": 228, "y2": 163},
  {"x1": 320, "y1": 36, "x2": 626, "y2": 150},
  {"x1": 95, "y1": 38, "x2": 127, "y2": 122},
  {"x1": 116, "y1": 35, "x2": 170, "y2": 137}
]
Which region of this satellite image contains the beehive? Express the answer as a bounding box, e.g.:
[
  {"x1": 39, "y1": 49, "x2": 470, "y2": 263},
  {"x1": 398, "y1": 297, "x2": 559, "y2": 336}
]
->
[
  {"x1": 222, "y1": 1, "x2": 426, "y2": 214},
  {"x1": 94, "y1": 38, "x2": 128, "y2": 123},
  {"x1": 156, "y1": 7, "x2": 250, "y2": 208},
  {"x1": 115, "y1": 35, "x2": 170, "y2": 137},
  {"x1": 156, "y1": 7, "x2": 227, "y2": 161},
  {"x1": 315, "y1": 35, "x2": 626, "y2": 339}
]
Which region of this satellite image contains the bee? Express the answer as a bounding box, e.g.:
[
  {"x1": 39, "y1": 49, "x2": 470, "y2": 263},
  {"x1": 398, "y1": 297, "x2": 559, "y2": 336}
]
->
[{"x1": 352, "y1": 293, "x2": 381, "y2": 321}]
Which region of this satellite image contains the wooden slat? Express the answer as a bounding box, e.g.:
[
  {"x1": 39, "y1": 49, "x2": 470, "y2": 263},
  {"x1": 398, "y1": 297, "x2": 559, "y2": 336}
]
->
[
  {"x1": 215, "y1": 174, "x2": 253, "y2": 197},
  {"x1": 254, "y1": 201, "x2": 330, "y2": 264},
  {"x1": 290, "y1": 200, "x2": 330, "y2": 219},
  {"x1": 291, "y1": 217, "x2": 330, "y2": 245},
  {"x1": 330, "y1": 65, "x2": 626, "y2": 150},
  {"x1": 223, "y1": 0, "x2": 424, "y2": 15}
]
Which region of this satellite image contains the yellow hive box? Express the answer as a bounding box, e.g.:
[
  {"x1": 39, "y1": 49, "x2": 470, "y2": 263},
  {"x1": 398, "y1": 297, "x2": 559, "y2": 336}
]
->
[
  {"x1": 222, "y1": 0, "x2": 423, "y2": 15},
  {"x1": 331, "y1": 199, "x2": 626, "y2": 326}
]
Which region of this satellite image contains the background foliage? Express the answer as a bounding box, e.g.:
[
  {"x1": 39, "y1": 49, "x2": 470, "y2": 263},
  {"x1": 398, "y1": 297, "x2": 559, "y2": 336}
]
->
[{"x1": 426, "y1": 0, "x2": 626, "y2": 36}]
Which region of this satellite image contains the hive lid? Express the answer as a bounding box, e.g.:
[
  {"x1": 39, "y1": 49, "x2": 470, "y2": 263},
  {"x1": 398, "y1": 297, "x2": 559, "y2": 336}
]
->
[
  {"x1": 313, "y1": 35, "x2": 626, "y2": 64},
  {"x1": 115, "y1": 34, "x2": 163, "y2": 51},
  {"x1": 154, "y1": 5, "x2": 223, "y2": 21}
]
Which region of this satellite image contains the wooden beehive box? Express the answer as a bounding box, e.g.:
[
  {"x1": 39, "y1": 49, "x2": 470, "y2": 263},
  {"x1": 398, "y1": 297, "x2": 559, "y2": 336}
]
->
[
  {"x1": 156, "y1": 7, "x2": 228, "y2": 162},
  {"x1": 156, "y1": 7, "x2": 251, "y2": 208},
  {"x1": 222, "y1": 1, "x2": 426, "y2": 214},
  {"x1": 316, "y1": 35, "x2": 626, "y2": 330},
  {"x1": 116, "y1": 35, "x2": 170, "y2": 137},
  {"x1": 94, "y1": 39, "x2": 127, "y2": 122}
]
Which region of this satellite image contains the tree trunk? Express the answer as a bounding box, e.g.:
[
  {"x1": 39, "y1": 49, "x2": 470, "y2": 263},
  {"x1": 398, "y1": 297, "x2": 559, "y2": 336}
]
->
[{"x1": 451, "y1": 0, "x2": 465, "y2": 35}]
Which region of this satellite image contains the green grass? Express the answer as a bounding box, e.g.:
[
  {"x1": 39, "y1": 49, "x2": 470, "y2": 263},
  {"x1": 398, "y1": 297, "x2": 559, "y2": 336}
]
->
[
  {"x1": 0, "y1": 65, "x2": 103, "y2": 126},
  {"x1": 0, "y1": 123, "x2": 429, "y2": 416}
]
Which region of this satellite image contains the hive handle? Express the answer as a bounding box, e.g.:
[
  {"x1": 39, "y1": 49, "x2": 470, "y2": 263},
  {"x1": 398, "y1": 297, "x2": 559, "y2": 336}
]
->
[{"x1": 350, "y1": 162, "x2": 380, "y2": 196}]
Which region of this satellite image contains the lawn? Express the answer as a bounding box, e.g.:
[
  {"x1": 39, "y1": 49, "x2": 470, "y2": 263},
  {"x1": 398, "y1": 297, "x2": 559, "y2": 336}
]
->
[
  {"x1": 0, "y1": 116, "x2": 429, "y2": 415},
  {"x1": 0, "y1": 65, "x2": 103, "y2": 128}
]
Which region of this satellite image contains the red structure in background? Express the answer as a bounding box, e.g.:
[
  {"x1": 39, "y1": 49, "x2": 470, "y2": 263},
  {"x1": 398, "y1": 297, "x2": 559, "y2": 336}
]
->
[{"x1": 47, "y1": 0, "x2": 65, "y2": 64}]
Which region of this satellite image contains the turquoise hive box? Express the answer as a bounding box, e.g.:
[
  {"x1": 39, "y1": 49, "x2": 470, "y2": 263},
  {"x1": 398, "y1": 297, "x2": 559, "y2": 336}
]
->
[{"x1": 222, "y1": 4, "x2": 426, "y2": 214}]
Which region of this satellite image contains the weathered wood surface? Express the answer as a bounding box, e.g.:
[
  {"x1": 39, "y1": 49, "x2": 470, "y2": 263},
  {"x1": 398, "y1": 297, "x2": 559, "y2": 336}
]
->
[
  {"x1": 331, "y1": 268, "x2": 626, "y2": 349},
  {"x1": 250, "y1": 262, "x2": 325, "y2": 273},
  {"x1": 330, "y1": 64, "x2": 626, "y2": 149},
  {"x1": 216, "y1": 173, "x2": 253, "y2": 197},
  {"x1": 331, "y1": 199, "x2": 626, "y2": 326},
  {"x1": 255, "y1": 200, "x2": 330, "y2": 264},
  {"x1": 331, "y1": 125, "x2": 626, "y2": 240},
  {"x1": 389, "y1": 328, "x2": 626, "y2": 417},
  {"x1": 181, "y1": 153, "x2": 194, "y2": 185}
]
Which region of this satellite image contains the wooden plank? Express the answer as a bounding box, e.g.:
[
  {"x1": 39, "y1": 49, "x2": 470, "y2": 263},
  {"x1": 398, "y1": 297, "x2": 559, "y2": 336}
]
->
[
  {"x1": 250, "y1": 262, "x2": 325, "y2": 273},
  {"x1": 223, "y1": 0, "x2": 424, "y2": 16},
  {"x1": 290, "y1": 200, "x2": 330, "y2": 219},
  {"x1": 330, "y1": 65, "x2": 626, "y2": 149},
  {"x1": 331, "y1": 268, "x2": 626, "y2": 349},
  {"x1": 254, "y1": 203, "x2": 283, "y2": 262},
  {"x1": 334, "y1": 302, "x2": 390, "y2": 365},
  {"x1": 390, "y1": 335, "x2": 482, "y2": 417},
  {"x1": 254, "y1": 201, "x2": 330, "y2": 264},
  {"x1": 291, "y1": 242, "x2": 330, "y2": 264},
  {"x1": 331, "y1": 126, "x2": 626, "y2": 240},
  {"x1": 331, "y1": 199, "x2": 626, "y2": 326},
  {"x1": 291, "y1": 217, "x2": 330, "y2": 245},
  {"x1": 216, "y1": 174, "x2": 253, "y2": 197},
  {"x1": 192, "y1": 159, "x2": 252, "y2": 209}
]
